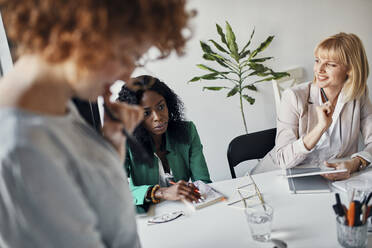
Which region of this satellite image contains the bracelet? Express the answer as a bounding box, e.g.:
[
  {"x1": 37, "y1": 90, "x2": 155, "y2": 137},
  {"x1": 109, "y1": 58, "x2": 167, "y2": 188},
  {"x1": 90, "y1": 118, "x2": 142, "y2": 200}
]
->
[
  {"x1": 145, "y1": 187, "x2": 153, "y2": 203},
  {"x1": 151, "y1": 184, "x2": 160, "y2": 204}
]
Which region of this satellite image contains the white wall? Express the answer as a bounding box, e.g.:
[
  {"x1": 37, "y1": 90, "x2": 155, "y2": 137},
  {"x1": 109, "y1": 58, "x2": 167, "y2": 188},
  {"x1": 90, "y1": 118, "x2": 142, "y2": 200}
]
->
[
  {"x1": 0, "y1": 13, "x2": 13, "y2": 75},
  {"x1": 118, "y1": 0, "x2": 372, "y2": 181}
]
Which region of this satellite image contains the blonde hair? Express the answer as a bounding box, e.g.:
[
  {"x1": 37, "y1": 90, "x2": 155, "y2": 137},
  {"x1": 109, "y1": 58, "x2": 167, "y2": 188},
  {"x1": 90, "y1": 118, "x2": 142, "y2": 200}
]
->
[{"x1": 314, "y1": 32, "x2": 369, "y2": 102}]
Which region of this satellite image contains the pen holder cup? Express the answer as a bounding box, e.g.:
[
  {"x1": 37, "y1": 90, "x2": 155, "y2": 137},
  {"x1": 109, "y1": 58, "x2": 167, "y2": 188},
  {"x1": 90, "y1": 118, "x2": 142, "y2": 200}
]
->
[{"x1": 336, "y1": 217, "x2": 368, "y2": 248}]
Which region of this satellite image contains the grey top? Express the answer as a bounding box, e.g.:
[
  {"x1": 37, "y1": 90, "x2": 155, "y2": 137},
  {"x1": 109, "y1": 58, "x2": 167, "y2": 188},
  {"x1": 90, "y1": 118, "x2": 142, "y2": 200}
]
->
[{"x1": 0, "y1": 102, "x2": 141, "y2": 248}]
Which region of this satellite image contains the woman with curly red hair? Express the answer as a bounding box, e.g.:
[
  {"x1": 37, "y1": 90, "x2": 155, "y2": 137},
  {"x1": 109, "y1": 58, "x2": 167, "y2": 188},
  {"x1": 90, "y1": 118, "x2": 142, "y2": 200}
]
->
[{"x1": 0, "y1": 0, "x2": 192, "y2": 247}]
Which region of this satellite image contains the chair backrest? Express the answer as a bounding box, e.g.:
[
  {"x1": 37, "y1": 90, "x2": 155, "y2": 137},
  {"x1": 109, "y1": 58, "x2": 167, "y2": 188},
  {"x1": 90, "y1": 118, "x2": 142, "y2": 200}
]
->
[
  {"x1": 227, "y1": 128, "x2": 276, "y2": 178},
  {"x1": 272, "y1": 67, "x2": 304, "y2": 114}
]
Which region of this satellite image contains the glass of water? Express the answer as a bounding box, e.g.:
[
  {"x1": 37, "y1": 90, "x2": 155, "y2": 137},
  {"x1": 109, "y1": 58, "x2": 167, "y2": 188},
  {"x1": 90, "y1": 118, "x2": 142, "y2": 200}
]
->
[{"x1": 244, "y1": 203, "x2": 273, "y2": 242}]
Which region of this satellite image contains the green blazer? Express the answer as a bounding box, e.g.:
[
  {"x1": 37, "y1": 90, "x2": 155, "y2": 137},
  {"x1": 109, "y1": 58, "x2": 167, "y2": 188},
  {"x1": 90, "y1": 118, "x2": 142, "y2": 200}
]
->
[{"x1": 124, "y1": 121, "x2": 211, "y2": 208}]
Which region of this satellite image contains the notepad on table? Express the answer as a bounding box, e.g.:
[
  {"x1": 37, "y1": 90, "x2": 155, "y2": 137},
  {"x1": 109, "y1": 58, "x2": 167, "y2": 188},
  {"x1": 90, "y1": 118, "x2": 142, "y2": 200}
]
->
[
  {"x1": 182, "y1": 180, "x2": 225, "y2": 210},
  {"x1": 287, "y1": 175, "x2": 331, "y2": 194}
]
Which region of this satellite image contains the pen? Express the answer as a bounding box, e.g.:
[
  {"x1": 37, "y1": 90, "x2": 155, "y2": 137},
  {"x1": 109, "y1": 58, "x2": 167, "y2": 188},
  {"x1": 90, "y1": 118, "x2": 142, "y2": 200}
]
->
[
  {"x1": 362, "y1": 204, "x2": 367, "y2": 224},
  {"x1": 365, "y1": 192, "x2": 372, "y2": 205},
  {"x1": 103, "y1": 103, "x2": 152, "y2": 164},
  {"x1": 354, "y1": 201, "x2": 361, "y2": 226},
  {"x1": 348, "y1": 201, "x2": 356, "y2": 227},
  {"x1": 320, "y1": 88, "x2": 328, "y2": 102}
]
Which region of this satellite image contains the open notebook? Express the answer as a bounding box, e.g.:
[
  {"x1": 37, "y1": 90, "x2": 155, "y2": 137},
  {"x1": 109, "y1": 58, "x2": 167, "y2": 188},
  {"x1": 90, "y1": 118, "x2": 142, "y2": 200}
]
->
[{"x1": 182, "y1": 180, "x2": 226, "y2": 210}]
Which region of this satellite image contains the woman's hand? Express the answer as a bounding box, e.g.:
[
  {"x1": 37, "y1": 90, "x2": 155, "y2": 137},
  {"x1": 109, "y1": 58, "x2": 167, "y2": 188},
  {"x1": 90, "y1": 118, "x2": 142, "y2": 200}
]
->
[
  {"x1": 101, "y1": 88, "x2": 144, "y2": 161},
  {"x1": 303, "y1": 102, "x2": 334, "y2": 150},
  {"x1": 322, "y1": 158, "x2": 360, "y2": 181},
  {"x1": 315, "y1": 102, "x2": 333, "y2": 131},
  {"x1": 155, "y1": 180, "x2": 201, "y2": 202}
]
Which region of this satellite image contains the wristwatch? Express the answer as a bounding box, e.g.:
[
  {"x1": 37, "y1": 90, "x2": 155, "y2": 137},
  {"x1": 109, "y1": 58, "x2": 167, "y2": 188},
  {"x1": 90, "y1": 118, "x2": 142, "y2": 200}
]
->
[{"x1": 356, "y1": 156, "x2": 369, "y2": 171}]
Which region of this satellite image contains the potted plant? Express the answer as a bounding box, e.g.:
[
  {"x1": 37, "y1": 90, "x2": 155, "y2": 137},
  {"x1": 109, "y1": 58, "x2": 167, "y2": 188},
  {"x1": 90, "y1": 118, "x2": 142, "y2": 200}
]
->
[{"x1": 189, "y1": 21, "x2": 289, "y2": 134}]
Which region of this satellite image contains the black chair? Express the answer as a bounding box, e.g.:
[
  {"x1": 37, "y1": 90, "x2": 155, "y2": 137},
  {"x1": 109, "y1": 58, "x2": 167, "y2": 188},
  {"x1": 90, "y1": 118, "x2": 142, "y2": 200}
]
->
[{"x1": 227, "y1": 128, "x2": 277, "y2": 178}]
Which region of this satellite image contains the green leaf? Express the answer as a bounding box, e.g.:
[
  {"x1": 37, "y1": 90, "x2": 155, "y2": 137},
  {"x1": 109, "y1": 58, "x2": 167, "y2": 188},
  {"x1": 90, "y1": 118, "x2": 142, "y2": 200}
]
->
[
  {"x1": 201, "y1": 72, "x2": 219, "y2": 80},
  {"x1": 189, "y1": 76, "x2": 202, "y2": 82},
  {"x1": 216, "y1": 23, "x2": 228, "y2": 46},
  {"x1": 202, "y1": 53, "x2": 232, "y2": 69},
  {"x1": 203, "y1": 53, "x2": 227, "y2": 61},
  {"x1": 197, "y1": 64, "x2": 218, "y2": 73},
  {"x1": 214, "y1": 58, "x2": 230, "y2": 68},
  {"x1": 209, "y1": 39, "x2": 229, "y2": 54},
  {"x1": 227, "y1": 86, "x2": 239, "y2": 97},
  {"x1": 272, "y1": 71, "x2": 290, "y2": 79},
  {"x1": 243, "y1": 95, "x2": 255, "y2": 105},
  {"x1": 200, "y1": 41, "x2": 213, "y2": 54},
  {"x1": 225, "y1": 21, "x2": 239, "y2": 61},
  {"x1": 254, "y1": 76, "x2": 276, "y2": 83},
  {"x1": 248, "y1": 63, "x2": 269, "y2": 73},
  {"x1": 242, "y1": 84, "x2": 257, "y2": 91},
  {"x1": 239, "y1": 49, "x2": 250, "y2": 59},
  {"x1": 203, "y1": 86, "x2": 227, "y2": 91},
  {"x1": 250, "y1": 36, "x2": 274, "y2": 58},
  {"x1": 248, "y1": 70, "x2": 269, "y2": 77},
  {"x1": 240, "y1": 28, "x2": 255, "y2": 54},
  {"x1": 250, "y1": 56, "x2": 273, "y2": 63},
  {"x1": 202, "y1": 54, "x2": 216, "y2": 61}
]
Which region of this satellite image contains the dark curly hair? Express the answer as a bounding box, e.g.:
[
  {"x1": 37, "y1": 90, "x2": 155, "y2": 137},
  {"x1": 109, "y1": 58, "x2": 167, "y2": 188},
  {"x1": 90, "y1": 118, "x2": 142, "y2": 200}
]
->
[
  {"x1": 0, "y1": 0, "x2": 193, "y2": 71},
  {"x1": 118, "y1": 75, "x2": 189, "y2": 164}
]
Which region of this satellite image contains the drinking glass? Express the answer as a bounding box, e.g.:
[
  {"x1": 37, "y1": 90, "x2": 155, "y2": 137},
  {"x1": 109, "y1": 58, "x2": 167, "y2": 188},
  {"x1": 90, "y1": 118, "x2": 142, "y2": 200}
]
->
[{"x1": 244, "y1": 203, "x2": 273, "y2": 242}]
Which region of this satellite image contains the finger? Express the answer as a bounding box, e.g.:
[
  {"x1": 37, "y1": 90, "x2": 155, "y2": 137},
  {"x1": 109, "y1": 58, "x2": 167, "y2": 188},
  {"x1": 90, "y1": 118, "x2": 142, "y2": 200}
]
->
[
  {"x1": 324, "y1": 161, "x2": 338, "y2": 168},
  {"x1": 322, "y1": 173, "x2": 336, "y2": 181},
  {"x1": 103, "y1": 86, "x2": 112, "y2": 105},
  {"x1": 178, "y1": 189, "x2": 200, "y2": 202},
  {"x1": 178, "y1": 185, "x2": 201, "y2": 198},
  {"x1": 322, "y1": 171, "x2": 350, "y2": 181},
  {"x1": 176, "y1": 180, "x2": 187, "y2": 186}
]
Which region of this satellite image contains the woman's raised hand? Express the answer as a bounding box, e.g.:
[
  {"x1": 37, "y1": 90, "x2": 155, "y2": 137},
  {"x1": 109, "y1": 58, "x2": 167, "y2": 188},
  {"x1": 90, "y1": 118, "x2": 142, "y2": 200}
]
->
[
  {"x1": 155, "y1": 180, "x2": 201, "y2": 202},
  {"x1": 315, "y1": 101, "x2": 334, "y2": 132},
  {"x1": 101, "y1": 87, "x2": 144, "y2": 161}
]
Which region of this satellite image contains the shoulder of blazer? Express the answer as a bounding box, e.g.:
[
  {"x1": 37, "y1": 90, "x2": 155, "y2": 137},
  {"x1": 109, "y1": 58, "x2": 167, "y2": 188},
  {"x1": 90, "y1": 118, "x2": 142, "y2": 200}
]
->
[{"x1": 289, "y1": 81, "x2": 314, "y2": 104}]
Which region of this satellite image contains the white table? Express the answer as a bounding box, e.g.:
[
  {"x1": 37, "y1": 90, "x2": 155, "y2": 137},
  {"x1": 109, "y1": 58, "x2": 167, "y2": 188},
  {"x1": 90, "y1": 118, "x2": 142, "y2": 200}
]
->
[{"x1": 136, "y1": 170, "x2": 372, "y2": 248}]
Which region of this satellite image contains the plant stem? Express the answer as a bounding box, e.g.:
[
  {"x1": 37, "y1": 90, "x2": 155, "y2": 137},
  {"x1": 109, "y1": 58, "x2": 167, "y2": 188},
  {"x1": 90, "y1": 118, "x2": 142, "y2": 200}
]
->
[{"x1": 238, "y1": 62, "x2": 248, "y2": 134}]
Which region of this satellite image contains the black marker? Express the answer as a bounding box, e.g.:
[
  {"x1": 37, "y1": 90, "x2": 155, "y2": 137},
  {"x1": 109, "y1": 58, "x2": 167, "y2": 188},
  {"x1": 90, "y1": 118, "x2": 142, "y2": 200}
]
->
[
  {"x1": 320, "y1": 88, "x2": 329, "y2": 102},
  {"x1": 103, "y1": 103, "x2": 152, "y2": 164}
]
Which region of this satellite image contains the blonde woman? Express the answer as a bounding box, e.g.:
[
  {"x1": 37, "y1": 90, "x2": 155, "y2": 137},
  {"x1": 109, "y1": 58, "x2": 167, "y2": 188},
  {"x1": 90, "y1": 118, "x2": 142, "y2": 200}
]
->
[
  {"x1": 0, "y1": 0, "x2": 192, "y2": 247},
  {"x1": 276, "y1": 33, "x2": 372, "y2": 181}
]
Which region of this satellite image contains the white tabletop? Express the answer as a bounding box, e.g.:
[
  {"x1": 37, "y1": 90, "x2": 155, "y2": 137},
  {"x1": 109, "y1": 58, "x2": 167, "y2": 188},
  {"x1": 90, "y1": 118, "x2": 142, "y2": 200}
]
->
[{"x1": 136, "y1": 170, "x2": 372, "y2": 248}]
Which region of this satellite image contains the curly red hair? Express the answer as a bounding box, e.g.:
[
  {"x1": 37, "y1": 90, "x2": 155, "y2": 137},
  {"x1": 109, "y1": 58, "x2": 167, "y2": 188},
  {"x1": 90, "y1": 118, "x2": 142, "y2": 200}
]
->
[{"x1": 0, "y1": 0, "x2": 192, "y2": 70}]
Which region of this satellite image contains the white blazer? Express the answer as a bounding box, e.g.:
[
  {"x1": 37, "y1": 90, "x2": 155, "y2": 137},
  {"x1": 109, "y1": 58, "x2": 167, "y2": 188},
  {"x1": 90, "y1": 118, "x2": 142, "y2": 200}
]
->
[{"x1": 275, "y1": 82, "x2": 372, "y2": 169}]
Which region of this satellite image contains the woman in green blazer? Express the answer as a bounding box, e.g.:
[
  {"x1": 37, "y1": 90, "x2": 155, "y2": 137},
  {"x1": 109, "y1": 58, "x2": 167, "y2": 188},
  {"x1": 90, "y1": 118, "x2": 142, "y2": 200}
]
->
[{"x1": 118, "y1": 75, "x2": 211, "y2": 211}]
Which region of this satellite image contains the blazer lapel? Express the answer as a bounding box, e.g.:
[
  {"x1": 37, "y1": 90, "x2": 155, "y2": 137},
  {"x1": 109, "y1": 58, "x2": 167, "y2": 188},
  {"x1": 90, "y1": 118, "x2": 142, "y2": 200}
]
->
[
  {"x1": 305, "y1": 83, "x2": 319, "y2": 135},
  {"x1": 165, "y1": 131, "x2": 187, "y2": 181}
]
